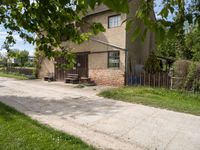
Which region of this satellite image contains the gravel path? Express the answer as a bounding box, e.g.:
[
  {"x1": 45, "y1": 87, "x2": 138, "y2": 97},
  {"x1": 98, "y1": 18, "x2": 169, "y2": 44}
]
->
[{"x1": 0, "y1": 77, "x2": 200, "y2": 150}]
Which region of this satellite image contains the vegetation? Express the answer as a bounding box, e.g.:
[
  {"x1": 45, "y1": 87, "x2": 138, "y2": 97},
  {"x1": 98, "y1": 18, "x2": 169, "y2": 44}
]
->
[
  {"x1": 0, "y1": 102, "x2": 95, "y2": 150},
  {"x1": 0, "y1": 71, "x2": 30, "y2": 80},
  {"x1": 155, "y1": 38, "x2": 179, "y2": 59},
  {"x1": 0, "y1": 50, "x2": 35, "y2": 78},
  {"x1": 99, "y1": 87, "x2": 200, "y2": 116},
  {"x1": 144, "y1": 52, "x2": 161, "y2": 73},
  {"x1": 185, "y1": 26, "x2": 200, "y2": 61},
  {"x1": 156, "y1": 25, "x2": 200, "y2": 61},
  {"x1": 0, "y1": 53, "x2": 7, "y2": 67},
  {"x1": 0, "y1": 0, "x2": 199, "y2": 62},
  {"x1": 173, "y1": 60, "x2": 200, "y2": 92},
  {"x1": 8, "y1": 49, "x2": 29, "y2": 67}
]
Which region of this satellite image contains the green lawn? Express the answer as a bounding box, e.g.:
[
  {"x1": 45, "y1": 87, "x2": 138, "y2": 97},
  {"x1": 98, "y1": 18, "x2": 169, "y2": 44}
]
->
[
  {"x1": 0, "y1": 102, "x2": 95, "y2": 150},
  {"x1": 99, "y1": 87, "x2": 200, "y2": 116},
  {"x1": 0, "y1": 72, "x2": 30, "y2": 80}
]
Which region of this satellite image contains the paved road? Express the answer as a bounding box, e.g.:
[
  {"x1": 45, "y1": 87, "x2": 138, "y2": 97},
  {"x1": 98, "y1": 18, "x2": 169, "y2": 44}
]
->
[{"x1": 0, "y1": 77, "x2": 200, "y2": 150}]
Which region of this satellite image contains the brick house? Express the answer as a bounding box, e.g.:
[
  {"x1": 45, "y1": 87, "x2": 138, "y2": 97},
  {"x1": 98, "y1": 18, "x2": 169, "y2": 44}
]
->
[{"x1": 39, "y1": 1, "x2": 155, "y2": 86}]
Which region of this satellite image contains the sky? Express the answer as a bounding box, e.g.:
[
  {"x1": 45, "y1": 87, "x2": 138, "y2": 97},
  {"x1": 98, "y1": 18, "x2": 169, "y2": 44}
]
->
[
  {"x1": 0, "y1": 25, "x2": 35, "y2": 56},
  {"x1": 0, "y1": 0, "x2": 164, "y2": 57}
]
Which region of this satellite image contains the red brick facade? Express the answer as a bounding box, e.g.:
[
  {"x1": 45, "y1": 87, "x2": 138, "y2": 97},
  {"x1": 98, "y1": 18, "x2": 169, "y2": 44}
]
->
[{"x1": 89, "y1": 69, "x2": 125, "y2": 86}]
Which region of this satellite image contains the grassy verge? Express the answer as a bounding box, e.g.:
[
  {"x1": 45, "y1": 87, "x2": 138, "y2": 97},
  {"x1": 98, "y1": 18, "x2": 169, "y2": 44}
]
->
[
  {"x1": 0, "y1": 72, "x2": 30, "y2": 80},
  {"x1": 99, "y1": 87, "x2": 200, "y2": 116},
  {"x1": 0, "y1": 102, "x2": 95, "y2": 150}
]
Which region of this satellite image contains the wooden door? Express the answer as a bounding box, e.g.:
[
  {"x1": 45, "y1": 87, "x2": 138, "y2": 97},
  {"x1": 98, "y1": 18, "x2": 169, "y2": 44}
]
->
[
  {"x1": 76, "y1": 53, "x2": 88, "y2": 77},
  {"x1": 55, "y1": 57, "x2": 66, "y2": 81},
  {"x1": 55, "y1": 52, "x2": 89, "y2": 81}
]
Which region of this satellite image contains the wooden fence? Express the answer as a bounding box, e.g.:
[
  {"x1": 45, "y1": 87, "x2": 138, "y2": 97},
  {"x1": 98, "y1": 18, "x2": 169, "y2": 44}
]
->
[
  {"x1": 127, "y1": 71, "x2": 200, "y2": 93},
  {"x1": 126, "y1": 72, "x2": 170, "y2": 88}
]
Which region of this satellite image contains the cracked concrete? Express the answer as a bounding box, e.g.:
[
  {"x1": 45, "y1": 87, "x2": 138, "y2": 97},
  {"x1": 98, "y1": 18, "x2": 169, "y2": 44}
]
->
[{"x1": 0, "y1": 77, "x2": 200, "y2": 150}]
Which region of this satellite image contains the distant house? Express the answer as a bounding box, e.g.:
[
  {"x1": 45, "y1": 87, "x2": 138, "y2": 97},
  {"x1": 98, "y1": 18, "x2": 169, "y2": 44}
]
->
[
  {"x1": 8, "y1": 56, "x2": 34, "y2": 66},
  {"x1": 39, "y1": 1, "x2": 155, "y2": 86},
  {"x1": 28, "y1": 56, "x2": 34, "y2": 64},
  {"x1": 9, "y1": 58, "x2": 19, "y2": 64}
]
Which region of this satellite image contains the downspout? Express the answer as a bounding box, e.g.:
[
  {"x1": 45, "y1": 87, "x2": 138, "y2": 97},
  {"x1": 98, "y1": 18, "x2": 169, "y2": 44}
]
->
[{"x1": 124, "y1": 48, "x2": 128, "y2": 86}]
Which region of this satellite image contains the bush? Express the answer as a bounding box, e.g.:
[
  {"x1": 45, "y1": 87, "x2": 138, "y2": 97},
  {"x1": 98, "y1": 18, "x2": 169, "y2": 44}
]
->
[
  {"x1": 173, "y1": 60, "x2": 191, "y2": 89},
  {"x1": 192, "y1": 63, "x2": 200, "y2": 92},
  {"x1": 173, "y1": 60, "x2": 200, "y2": 92},
  {"x1": 173, "y1": 60, "x2": 191, "y2": 78},
  {"x1": 144, "y1": 52, "x2": 161, "y2": 73}
]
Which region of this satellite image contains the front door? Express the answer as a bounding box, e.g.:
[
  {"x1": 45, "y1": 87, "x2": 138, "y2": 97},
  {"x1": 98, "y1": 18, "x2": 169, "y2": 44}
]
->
[
  {"x1": 55, "y1": 57, "x2": 66, "y2": 81},
  {"x1": 76, "y1": 53, "x2": 88, "y2": 77},
  {"x1": 55, "y1": 52, "x2": 89, "y2": 81}
]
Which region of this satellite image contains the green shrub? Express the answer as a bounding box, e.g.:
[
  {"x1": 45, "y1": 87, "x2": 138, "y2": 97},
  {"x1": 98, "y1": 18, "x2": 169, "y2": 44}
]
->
[
  {"x1": 185, "y1": 62, "x2": 200, "y2": 92},
  {"x1": 184, "y1": 63, "x2": 197, "y2": 90},
  {"x1": 173, "y1": 60, "x2": 200, "y2": 92},
  {"x1": 144, "y1": 52, "x2": 161, "y2": 73},
  {"x1": 173, "y1": 60, "x2": 191, "y2": 89}
]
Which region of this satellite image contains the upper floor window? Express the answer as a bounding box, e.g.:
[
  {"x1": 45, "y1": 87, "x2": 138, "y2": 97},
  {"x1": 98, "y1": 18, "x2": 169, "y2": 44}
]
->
[
  {"x1": 108, "y1": 51, "x2": 120, "y2": 68},
  {"x1": 108, "y1": 15, "x2": 121, "y2": 28}
]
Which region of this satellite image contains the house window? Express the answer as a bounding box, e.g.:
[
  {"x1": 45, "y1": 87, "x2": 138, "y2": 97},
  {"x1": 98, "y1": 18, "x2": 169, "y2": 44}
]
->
[
  {"x1": 108, "y1": 15, "x2": 121, "y2": 28},
  {"x1": 108, "y1": 51, "x2": 120, "y2": 68}
]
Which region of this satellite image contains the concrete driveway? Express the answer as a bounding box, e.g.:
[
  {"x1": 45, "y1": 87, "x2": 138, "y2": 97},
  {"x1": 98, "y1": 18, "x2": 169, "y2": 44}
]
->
[{"x1": 0, "y1": 77, "x2": 200, "y2": 150}]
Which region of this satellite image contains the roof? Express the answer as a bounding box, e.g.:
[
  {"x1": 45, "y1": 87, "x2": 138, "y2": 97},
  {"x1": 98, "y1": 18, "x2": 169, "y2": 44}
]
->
[
  {"x1": 86, "y1": 4, "x2": 110, "y2": 17},
  {"x1": 85, "y1": 0, "x2": 133, "y2": 17}
]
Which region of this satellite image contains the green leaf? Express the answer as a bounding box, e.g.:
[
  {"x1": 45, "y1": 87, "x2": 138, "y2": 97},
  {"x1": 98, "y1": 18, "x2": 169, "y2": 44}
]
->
[{"x1": 159, "y1": 7, "x2": 169, "y2": 18}]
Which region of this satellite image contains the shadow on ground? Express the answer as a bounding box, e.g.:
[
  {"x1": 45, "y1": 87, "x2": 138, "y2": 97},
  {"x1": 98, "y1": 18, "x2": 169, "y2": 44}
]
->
[{"x1": 0, "y1": 95, "x2": 122, "y2": 119}]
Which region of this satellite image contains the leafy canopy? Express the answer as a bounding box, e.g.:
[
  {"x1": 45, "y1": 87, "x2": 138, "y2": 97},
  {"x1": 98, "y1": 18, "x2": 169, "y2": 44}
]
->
[
  {"x1": 156, "y1": 25, "x2": 200, "y2": 61},
  {"x1": 0, "y1": 0, "x2": 199, "y2": 58}
]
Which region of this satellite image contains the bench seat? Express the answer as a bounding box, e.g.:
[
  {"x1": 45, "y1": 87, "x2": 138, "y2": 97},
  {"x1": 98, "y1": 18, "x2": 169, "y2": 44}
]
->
[{"x1": 64, "y1": 73, "x2": 79, "y2": 84}]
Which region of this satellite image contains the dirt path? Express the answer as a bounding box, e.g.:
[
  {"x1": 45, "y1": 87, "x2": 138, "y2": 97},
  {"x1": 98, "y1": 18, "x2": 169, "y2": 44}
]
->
[{"x1": 0, "y1": 77, "x2": 200, "y2": 150}]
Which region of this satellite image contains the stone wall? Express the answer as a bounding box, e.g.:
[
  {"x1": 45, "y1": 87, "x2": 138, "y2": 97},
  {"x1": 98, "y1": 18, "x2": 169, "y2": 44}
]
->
[{"x1": 89, "y1": 69, "x2": 125, "y2": 86}]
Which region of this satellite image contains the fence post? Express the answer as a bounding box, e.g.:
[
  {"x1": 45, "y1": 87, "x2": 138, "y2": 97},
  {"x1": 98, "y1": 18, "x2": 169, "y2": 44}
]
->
[
  {"x1": 158, "y1": 72, "x2": 160, "y2": 87},
  {"x1": 168, "y1": 68, "x2": 174, "y2": 90}
]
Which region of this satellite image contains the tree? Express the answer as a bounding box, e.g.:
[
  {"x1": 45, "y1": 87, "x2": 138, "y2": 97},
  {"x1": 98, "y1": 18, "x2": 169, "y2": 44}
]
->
[
  {"x1": 18, "y1": 50, "x2": 29, "y2": 66},
  {"x1": 185, "y1": 26, "x2": 200, "y2": 61},
  {"x1": 0, "y1": 0, "x2": 199, "y2": 60},
  {"x1": 0, "y1": 52, "x2": 7, "y2": 67},
  {"x1": 155, "y1": 38, "x2": 178, "y2": 58},
  {"x1": 7, "y1": 49, "x2": 29, "y2": 66},
  {"x1": 156, "y1": 25, "x2": 200, "y2": 61},
  {"x1": 144, "y1": 52, "x2": 161, "y2": 73}
]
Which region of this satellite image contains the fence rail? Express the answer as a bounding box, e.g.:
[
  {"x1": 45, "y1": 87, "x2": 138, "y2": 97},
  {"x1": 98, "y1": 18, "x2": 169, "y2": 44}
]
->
[
  {"x1": 127, "y1": 72, "x2": 171, "y2": 88},
  {"x1": 127, "y1": 71, "x2": 200, "y2": 93}
]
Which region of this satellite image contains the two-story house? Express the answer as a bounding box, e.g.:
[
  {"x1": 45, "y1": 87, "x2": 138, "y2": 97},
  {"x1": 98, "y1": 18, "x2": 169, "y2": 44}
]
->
[{"x1": 39, "y1": 1, "x2": 155, "y2": 86}]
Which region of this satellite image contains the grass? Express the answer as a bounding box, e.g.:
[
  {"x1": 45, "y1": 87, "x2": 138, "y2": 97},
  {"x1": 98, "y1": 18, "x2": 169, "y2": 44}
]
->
[
  {"x1": 0, "y1": 102, "x2": 95, "y2": 150},
  {"x1": 0, "y1": 72, "x2": 30, "y2": 80},
  {"x1": 99, "y1": 87, "x2": 200, "y2": 116}
]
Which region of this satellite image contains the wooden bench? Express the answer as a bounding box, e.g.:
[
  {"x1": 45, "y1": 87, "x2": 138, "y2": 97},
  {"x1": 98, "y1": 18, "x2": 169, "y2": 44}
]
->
[
  {"x1": 44, "y1": 73, "x2": 55, "y2": 81},
  {"x1": 64, "y1": 73, "x2": 79, "y2": 84}
]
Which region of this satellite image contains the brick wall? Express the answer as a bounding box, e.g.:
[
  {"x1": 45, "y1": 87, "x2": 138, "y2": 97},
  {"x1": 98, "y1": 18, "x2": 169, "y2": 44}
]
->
[{"x1": 89, "y1": 69, "x2": 125, "y2": 86}]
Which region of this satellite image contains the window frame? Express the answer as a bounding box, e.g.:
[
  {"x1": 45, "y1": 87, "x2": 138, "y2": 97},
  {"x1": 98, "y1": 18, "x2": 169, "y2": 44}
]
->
[
  {"x1": 107, "y1": 51, "x2": 120, "y2": 68},
  {"x1": 108, "y1": 14, "x2": 121, "y2": 29}
]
